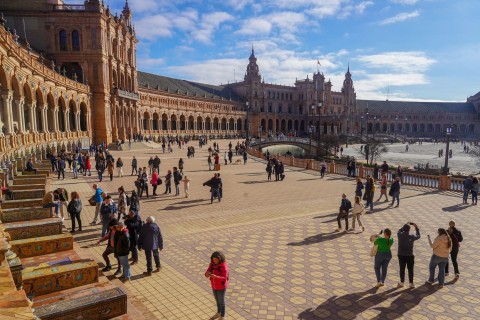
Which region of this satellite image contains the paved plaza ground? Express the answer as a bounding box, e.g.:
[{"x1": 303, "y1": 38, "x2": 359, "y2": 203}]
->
[{"x1": 52, "y1": 141, "x2": 480, "y2": 320}]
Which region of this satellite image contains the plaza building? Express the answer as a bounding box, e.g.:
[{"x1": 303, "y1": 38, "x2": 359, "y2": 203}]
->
[{"x1": 1, "y1": 0, "x2": 480, "y2": 166}]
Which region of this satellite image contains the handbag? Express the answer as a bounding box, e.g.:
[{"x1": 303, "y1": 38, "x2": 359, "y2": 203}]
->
[{"x1": 88, "y1": 195, "x2": 96, "y2": 206}]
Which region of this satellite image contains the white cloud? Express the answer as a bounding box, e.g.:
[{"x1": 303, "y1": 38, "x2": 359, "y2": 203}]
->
[
  {"x1": 355, "y1": 51, "x2": 436, "y2": 73},
  {"x1": 137, "y1": 58, "x2": 166, "y2": 69},
  {"x1": 135, "y1": 15, "x2": 173, "y2": 40},
  {"x1": 379, "y1": 10, "x2": 420, "y2": 25},
  {"x1": 236, "y1": 18, "x2": 272, "y2": 35},
  {"x1": 225, "y1": 0, "x2": 254, "y2": 10},
  {"x1": 193, "y1": 12, "x2": 234, "y2": 43},
  {"x1": 391, "y1": 0, "x2": 420, "y2": 5},
  {"x1": 356, "y1": 1, "x2": 374, "y2": 14}
]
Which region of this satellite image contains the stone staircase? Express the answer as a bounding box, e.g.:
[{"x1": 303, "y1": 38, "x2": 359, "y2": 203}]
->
[{"x1": 0, "y1": 163, "x2": 141, "y2": 320}]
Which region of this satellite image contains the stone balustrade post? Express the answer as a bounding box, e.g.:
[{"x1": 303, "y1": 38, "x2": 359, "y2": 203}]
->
[
  {"x1": 438, "y1": 175, "x2": 451, "y2": 191},
  {"x1": 16, "y1": 157, "x2": 23, "y2": 173},
  {"x1": 7, "y1": 157, "x2": 14, "y2": 179},
  {"x1": 359, "y1": 164, "x2": 365, "y2": 179},
  {"x1": 329, "y1": 160, "x2": 335, "y2": 174}
]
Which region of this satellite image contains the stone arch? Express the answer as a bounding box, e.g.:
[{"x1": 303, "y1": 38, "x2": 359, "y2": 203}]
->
[
  {"x1": 229, "y1": 118, "x2": 234, "y2": 131},
  {"x1": 281, "y1": 119, "x2": 286, "y2": 132},
  {"x1": 11, "y1": 75, "x2": 22, "y2": 133},
  {"x1": 300, "y1": 120, "x2": 305, "y2": 132},
  {"x1": 294, "y1": 120, "x2": 299, "y2": 131},
  {"x1": 236, "y1": 118, "x2": 242, "y2": 131},
  {"x1": 389, "y1": 123, "x2": 394, "y2": 133},
  {"x1": 205, "y1": 116, "x2": 212, "y2": 130},
  {"x1": 152, "y1": 112, "x2": 159, "y2": 130},
  {"x1": 143, "y1": 111, "x2": 151, "y2": 130},
  {"x1": 69, "y1": 99, "x2": 76, "y2": 131},
  {"x1": 179, "y1": 114, "x2": 186, "y2": 130},
  {"x1": 80, "y1": 102, "x2": 88, "y2": 131},
  {"x1": 213, "y1": 117, "x2": 219, "y2": 130},
  {"x1": 412, "y1": 123, "x2": 418, "y2": 133},
  {"x1": 460, "y1": 124, "x2": 467, "y2": 134},
  {"x1": 58, "y1": 97, "x2": 67, "y2": 132},
  {"x1": 260, "y1": 119, "x2": 266, "y2": 132},
  {"x1": 196, "y1": 116, "x2": 203, "y2": 130},
  {"x1": 23, "y1": 81, "x2": 34, "y2": 132},
  {"x1": 47, "y1": 93, "x2": 56, "y2": 132},
  {"x1": 419, "y1": 123, "x2": 425, "y2": 133},
  {"x1": 435, "y1": 124, "x2": 441, "y2": 134},
  {"x1": 397, "y1": 123, "x2": 403, "y2": 132},
  {"x1": 162, "y1": 113, "x2": 168, "y2": 130},
  {"x1": 268, "y1": 119, "x2": 273, "y2": 131},
  {"x1": 171, "y1": 114, "x2": 177, "y2": 130},
  {"x1": 382, "y1": 123, "x2": 388, "y2": 132},
  {"x1": 221, "y1": 117, "x2": 227, "y2": 131},
  {"x1": 427, "y1": 123, "x2": 434, "y2": 133},
  {"x1": 287, "y1": 119, "x2": 292, "y2": 131},
  {"x1": 468, "y1": 124, "x2": 475, "y2": 134},
  {"x1": 35, "y1": 88, "x2": 45, "y2": 132}
]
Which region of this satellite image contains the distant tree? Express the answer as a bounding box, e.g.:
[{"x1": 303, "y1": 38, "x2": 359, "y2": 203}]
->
[
  {"x1": 318, "y1": 134, "x2": 341, "y2": 158},
  {"x1": 359, "y1": 139, "x2": 388, "y2": 165},
  {"x1": 469, "y1": 145, "x2": 480, "y2": 167}
]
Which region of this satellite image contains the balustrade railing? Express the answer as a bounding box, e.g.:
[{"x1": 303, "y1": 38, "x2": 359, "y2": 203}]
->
[{"x1": 248, "y1": 148, "x2": 466, "y2": 193}]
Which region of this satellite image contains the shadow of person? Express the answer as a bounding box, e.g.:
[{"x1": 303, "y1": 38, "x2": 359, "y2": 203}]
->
[
  {"x1": 442, "y1": 204, "x2": 470, "y2": 212},
  {"x1": 298, "y1": 287, "x2": 397, "y2": 320},
  {"x1": 287, "y1": 231, "x2": 347, "y2": 246},
  {"x1": 370, "y1": 284, "x2": 437, "y2": 320}
]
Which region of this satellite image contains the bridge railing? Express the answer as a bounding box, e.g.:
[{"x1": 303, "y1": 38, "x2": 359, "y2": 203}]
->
[{"x1": 249, "y1": 148, "x2": 466, "y2": 192}]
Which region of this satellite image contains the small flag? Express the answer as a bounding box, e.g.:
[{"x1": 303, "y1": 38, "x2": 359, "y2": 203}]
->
[{"x1": 317, "y1": 59, "x2": 321, "y2": 66}]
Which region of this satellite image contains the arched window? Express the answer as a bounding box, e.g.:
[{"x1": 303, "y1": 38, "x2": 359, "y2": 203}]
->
[
  {"x1": 59, "y1": 30, "x2": 67, "y2": 51},
  {"x1": 72, "y1": 30, "x2": 80, "y2": 51}
]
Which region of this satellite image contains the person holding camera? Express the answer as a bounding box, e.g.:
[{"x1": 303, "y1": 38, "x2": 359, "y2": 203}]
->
[
  {"x1": 426, "y1": 228, "x2": 452, "y2": 288},
  {"x1": 397, "y1": 223, "x2": 420, "y2": 288},
  {"x1": 374, "y1": 229, "x2": 393, "y2": 287}
]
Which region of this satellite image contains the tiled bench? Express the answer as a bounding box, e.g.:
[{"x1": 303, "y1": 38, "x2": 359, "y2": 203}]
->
[
  {"x1": 22, "y1": 170, "x2": 51, "y2": 177},
  {"x1": 1, "y1": 198, "x2": 43, "y2": 209},
  {"x1": 0, "y1": 207, "x2": 52, "y2": 223},
  {"x1": 10, "y1": 233, "x2": 73, "y2": 258},
  {"x1": 22, "y1": 259, "x2": 99, "y2": 296},
  {"x1": 3, "y1": 218, "x2": 63, "y2": 240},
  {"x1": 10, "y1": 184, "x2": 46, "y2": 191},
  {"x1": 13, "y1": 177, "x2": 47, "y2": 186},
  {"x1": 32, "y1": 284, "x2": 127, "y2": 320},
  {"x1": 4, "y1": 189, "x2": 46, "y2": 200}
]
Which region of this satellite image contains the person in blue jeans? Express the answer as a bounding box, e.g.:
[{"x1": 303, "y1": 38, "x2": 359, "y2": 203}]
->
[
  {"x1": 426, "y1": 228, "x2": 452, "y2": 288},
  {"x1": 114, "y1": 221, "x2": 131, "y2": 281},
  {"x1": 462, "y1": 175, "x2": 473, "y2": 204},
  {"x1": 100, "y1": 195, "x2": 117, "y2": 237},
  {"x1": 42, "y1": 190, "x2": 61, "y2": 217},
  {"x1": 374, "y1": 229, "x2": 393, "y2": 287}
]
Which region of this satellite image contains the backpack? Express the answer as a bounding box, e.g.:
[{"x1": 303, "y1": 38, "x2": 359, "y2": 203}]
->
[{"x1": 126, "y1": 194, "x2": 131, "y2": 206}]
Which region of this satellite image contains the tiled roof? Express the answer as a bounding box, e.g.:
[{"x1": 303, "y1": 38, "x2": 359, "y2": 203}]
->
[
  {"x1": 356, "y1": 99, "x2": 476, "y2": 114},
  {"x1": 137, "y1": 71, "x2": 242, "y2": 102}
]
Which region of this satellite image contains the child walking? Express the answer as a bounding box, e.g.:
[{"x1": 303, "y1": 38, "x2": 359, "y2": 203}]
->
[{"x1": 183, "y1": 176, "x2": 192, "y2": 198}]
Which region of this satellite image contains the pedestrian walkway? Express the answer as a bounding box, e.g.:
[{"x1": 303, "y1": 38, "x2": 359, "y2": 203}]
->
[{"x1": 52, "y1": 141, "x2": 480, "y2": 319}]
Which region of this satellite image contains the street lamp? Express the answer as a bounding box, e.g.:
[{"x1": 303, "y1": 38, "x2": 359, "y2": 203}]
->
[
  {"x1": 443, "y1": 125, "x2": 453, "y2": 175},
  {"x1": 308, "y1": 125, "x2": 315, "y2": 156},
  {"x1": 246, "y1": 101, "x2": 249, "y2": 145},
  {"x1": 373, "y1": 116, "x2": 377, "y2": 139},
  {"x1": 258, "y1": 125, "x2": 262, "y2": 149},
  {"x1": 317, "y1": 101, "x2": 322, "y2": 157},
  {"x1": 395, "y1": 116, "x2": 399, "y2": 139}
]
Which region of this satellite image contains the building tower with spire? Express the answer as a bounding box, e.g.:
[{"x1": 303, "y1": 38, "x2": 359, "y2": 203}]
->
[{"x1": 341, "y1": 64, "x2": 356, "y2": 114}]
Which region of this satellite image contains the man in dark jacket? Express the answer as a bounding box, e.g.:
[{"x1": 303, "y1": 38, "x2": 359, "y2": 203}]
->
[
  {"x1": 124, "y1": 210, "x2": 142, "y2": 265},
  {"x1": 336, "y1": 193, "x2": 352, "y2": 232},
  {"x1": 388, "y1": 177, "x2": 401, "y2": 207},
  {"x1": 397, "y1": 223, "x2": 420, "y2": 288},
  {"x1": 138, "y1": 216, "x2": 163, "y2": 275},
  {"x1": 100, "y1": 195, "x2": 118, "y2": 237},
  {"x1": 114, "y1": 221, "x2": 131, "y2": 279},
  {"x1": 445, "y1": 220, "x2": 463, "y2": 279}
]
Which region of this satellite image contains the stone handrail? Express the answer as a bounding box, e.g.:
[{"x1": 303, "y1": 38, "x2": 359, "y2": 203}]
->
[{"x1": 249, "y1": 148, "x2": 464, "y2": 192}]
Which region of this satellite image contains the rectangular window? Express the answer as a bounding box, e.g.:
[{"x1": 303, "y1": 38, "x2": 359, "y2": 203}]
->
[
  {"x1": 278, "y1": 104, "x2": 282, "y2": 113},
  {"x1": 268, "y1": 102, "x2": 272, "y2": 113}
]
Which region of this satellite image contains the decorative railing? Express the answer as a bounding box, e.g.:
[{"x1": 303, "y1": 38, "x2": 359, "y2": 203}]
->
[
  {"x1": 116, "y1": 89, "x2": 140, "y2": 101},
  {"x1": 248, "y1": 148, "x2": 466, "y2": 192}
]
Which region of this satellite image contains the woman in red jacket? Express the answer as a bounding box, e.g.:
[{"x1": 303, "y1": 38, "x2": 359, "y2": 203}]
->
[
  {"x1": 85, "y1": 155, "x2": 92, "y2": 176},
  {"x1": 205, "y1": 251, "x2": 229, "y2": 320}
]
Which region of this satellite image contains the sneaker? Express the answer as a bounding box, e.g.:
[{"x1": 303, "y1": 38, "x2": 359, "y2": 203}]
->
[
  {"x1": 101, "y1": 266, "x2": 112, "y2": 272},
  {"x1": 376, "y1": 282, "x2": 384, "y2": 288},
  {"x1": 348, "y1": 228, "x2": 355, "y2": 232},
  {"x1": 155, "y1": 266, "x2": 161, "y2": 272},
  {"x1": 397, "y1": 282, "x2": 404, "y2": 287},
  {"x1": 454, "y1": 274, "x2": 460, "y2": 280},
  {"x1": 409, "y1": 283, "x2": 415, "y2": 288},
  {"x1": 89, "y1": 221, "x2": 97, "y2": 226},
  {"x1": 425, "y1": 280, "x2": 434, "y2": 285},
  {"x1": 395, "y1": 205, "x2": 399, "y2": 207},
  {"x1": 209, "y1": 313, "x2": 221, "y2": 320},
  {"x1": 335, "y1": 228, "x2": 342, "y2": 232},
  {"x1": 130, "y1": 261, "x2": 138, "y2": 266},
  {"x1": 143, "y1": 271, "x2": 152, "y2": 276},
  {"x1": 437, "y1": 284, "x2": 445, "y2": 289},
  {"x1": 113, "y1": 269, "x2": 122, "y2": 276}
]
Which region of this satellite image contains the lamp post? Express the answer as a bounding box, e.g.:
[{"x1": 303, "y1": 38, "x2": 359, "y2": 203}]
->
[
  {"x1": 345, "y1": 116, "x2": 349, "y2": 147},
  {"x1": 246, "y1": 101, "x2": 249, "y2": 145},
  {"x1": 443, "y1": 125, "x2": 452, "y2": 175},
  {"x1": 308, "y1": 125, "x2": 314, "y2": 156},
  {"x1": 317, "y1": 101, "x2": 322, "y2": 157},
  {"x1": 258, "y1": 125, "x2": 262, "y2": 149},
  {"x1": 395, "y1": 116, "x2": 399, "y2": 139},
  {"x1": 365, "y1": 108, "x2": 369, "y2": 139},
  {"x1": 373, "y1": 116, "x2": 377, "y2": 139}
]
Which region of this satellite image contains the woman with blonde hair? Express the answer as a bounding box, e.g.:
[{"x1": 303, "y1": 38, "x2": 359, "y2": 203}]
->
[
  {"x1": 349, "y1": 196, "x2": 365, "y2": 233},
  {"x1": 426, "y1": 228, "x2": 452, "y2": 288}
]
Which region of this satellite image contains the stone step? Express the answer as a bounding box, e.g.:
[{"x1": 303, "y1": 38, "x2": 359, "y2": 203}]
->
[
  {"x1": 3, "y1": 218, "x2": 63, "y2": 240},
  {"x1": 1, "y1": 198, "x2": 43, "y2": 209},
  {"x1": 4, "y1": 189, "x2": 46, "y2": 200},
  {"x1": 15, "y1": 173, "x2": 48, "y2": 180},
  {"x1": 10, "y1": 233, "x2": 73, "y2": 258},
  {"x1": 9, "y1": 184, "x2": 46, "y2": 191},
  {"x1": 32, "y1": 283, "x2": 127, "y2": 320},
  {"x1": 22, "y1": 259, "x2": 99, "y2": 297},
  {"x1": 22, "y1": 170, "x2": 51, "y2": 177},
  {"x1": 21, "y1": 249, "x2": 81, "y2": 269},
  {"x1": 0, "y1": 207, "x2": 51, "y2": 223},
  {"x1": 0, "y1": 289, "x2": 35, "y2": 319}
]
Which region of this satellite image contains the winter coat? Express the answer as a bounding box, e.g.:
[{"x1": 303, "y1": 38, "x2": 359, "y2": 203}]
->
[
  {"x1": 125, "y1": 213, "x2": 142, "y2": 244},
  {"x1": 205, "y1": 261, "x2": 229, "y2": 290},
  {"x1": 114, "y1": 228, "x2": 130, "y2": 257},
  {"x1": 429, "y1": 234, "x2": 451, "y2": 258},
  {"x1": 138, "y1": 222, "x2": 163, "y2": 251}
]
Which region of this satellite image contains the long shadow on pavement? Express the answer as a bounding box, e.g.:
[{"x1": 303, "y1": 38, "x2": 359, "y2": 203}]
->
[
  {"x1": 287, "y1": 231, "x2": 345, "y2": 246},
  {"x1": 298, "y1": 284, "x2": 436, "y2": 320},
  {"x1": 441, "y1": 204, "x2": 471, "y2": 212}
]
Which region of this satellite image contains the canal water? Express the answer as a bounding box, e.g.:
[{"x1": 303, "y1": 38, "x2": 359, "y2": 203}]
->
[{"x1": 261, "y1": 145, "x2": 307, "y2": 158}]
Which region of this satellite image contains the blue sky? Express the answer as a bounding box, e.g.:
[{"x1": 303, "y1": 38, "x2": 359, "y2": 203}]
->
[{"x1": 78, "y1": 0, "x2": 479, "y2": 101}]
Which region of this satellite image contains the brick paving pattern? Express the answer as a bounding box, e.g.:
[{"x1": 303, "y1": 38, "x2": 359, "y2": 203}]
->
[{"x1": 52, "y1": 141, "x2": 480, "y2": 319}]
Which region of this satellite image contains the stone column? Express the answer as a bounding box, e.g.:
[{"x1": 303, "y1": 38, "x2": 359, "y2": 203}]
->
[
  {"x1": 15, "y1": 97, "x2": 26, "y2": 133},
  {"x1": 53, "y1": 107, "x2": 59, "y2": 132},
  {"x1": 65, "y1": 109, "x2": 70, "y2": 132},
  {"x1": 1, "y1": 91, "x2": 14, "y2": 134},
  {"x1": 75, "y1": 112, "x2": 81, "y2": 132},
  {"x1": 29, "y1": 101, "x2": 37, "y2": 132},
  {"x1": 41, "y1": 105, "x2": 48, "y2": 133}
]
